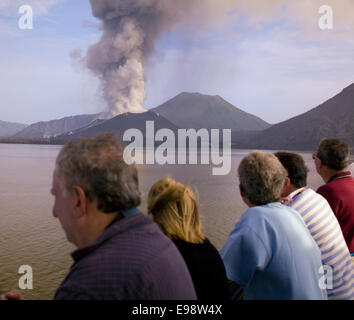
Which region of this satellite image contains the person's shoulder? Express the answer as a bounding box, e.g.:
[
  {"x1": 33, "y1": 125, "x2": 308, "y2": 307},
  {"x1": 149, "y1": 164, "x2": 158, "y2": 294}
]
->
[
  {"x1": 172, "y1": 239, "x2": 192, "y2": 254},
  {"x1": 236, "y1": 207, "x2": 262, "y2": 231},
  {"x1": 305, "y1": 187, "x2": 329, "y2": 201},
  {"x1": 235, "y1": 204, "x2": 282, "y2": 234},
  {"x1": 242, "y1": 205, "x2": 272, "y2": 219},
  {"x1": 249, "y1": 202, "x2": 294, "y2": 218},
  {"x1": 176, "y1": 238, "x2": 217, "y2": 260},
  {"x1": 203, "y1": 237, "x2": 217, "y2": 249},
  {"x1": 270, "y1": 203, "x2": 305, "y2": 223},
  {"x1": 173, "y1": 238, "x2": 219, "y2": 256},
  {"x1": 317, "y1": 182, "x2": 338, "y2": 198},
  {"x1": 86, "y1": 214, "x2": 171, "y2": 265},
  {"x1": 280, "y1": 203, "x2": 300, "y2": 215},
  {"x1": 237, "y1": 204, "x2": 278, "y2": 225},
  {"x1": 252, "y1": 203, "x2": 307, "y2": 230},
  {"x1": 298, "y1": 187, "x2": 325, "y2": 202},
  {"x1": 116, "y1": 212, "x2": 161, "y2": 238},
  {"x1": 200, "y1": 238, "x2": 222, "y2": 256}
]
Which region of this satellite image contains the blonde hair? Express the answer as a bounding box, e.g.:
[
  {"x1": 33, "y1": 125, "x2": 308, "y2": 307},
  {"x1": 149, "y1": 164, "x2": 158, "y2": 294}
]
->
[{"x1": 147, "y1": 177, "x2": 205, "y2": 244}]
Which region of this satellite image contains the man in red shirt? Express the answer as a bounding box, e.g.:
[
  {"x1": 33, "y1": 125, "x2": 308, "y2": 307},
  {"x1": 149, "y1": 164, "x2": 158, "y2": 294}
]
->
[{"x1": 314, "y1": 139, "x2": 354, "y2": 256}]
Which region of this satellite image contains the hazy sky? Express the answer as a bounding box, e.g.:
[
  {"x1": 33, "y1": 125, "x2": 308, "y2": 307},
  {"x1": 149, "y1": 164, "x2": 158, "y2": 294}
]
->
[{"x1": 0, "y1": 0, "x2": 353, "y2": 125}]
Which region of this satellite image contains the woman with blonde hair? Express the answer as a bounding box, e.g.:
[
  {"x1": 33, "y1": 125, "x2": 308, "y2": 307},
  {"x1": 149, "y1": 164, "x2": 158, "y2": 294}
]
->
[{"x1": 148, "y1": 177, "x2": 229, "y2": 300}]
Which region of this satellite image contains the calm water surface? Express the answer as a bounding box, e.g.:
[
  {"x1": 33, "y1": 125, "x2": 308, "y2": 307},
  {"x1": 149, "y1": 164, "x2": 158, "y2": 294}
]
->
[{"x1": 0, "y1": 144, "x2": 352, "y2": 299}]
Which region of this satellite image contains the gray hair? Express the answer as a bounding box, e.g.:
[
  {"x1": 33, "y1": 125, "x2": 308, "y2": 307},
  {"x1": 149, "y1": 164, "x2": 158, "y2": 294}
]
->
[
  {"x1": 56, "y1": 133, "x2": 141, "y2": 213},
  {"x1": 238, "y1": 151, "x2": 287, "y2": 206},
  {"x1": 317, "y1": 138, "x2": 350, "y2": 171}
]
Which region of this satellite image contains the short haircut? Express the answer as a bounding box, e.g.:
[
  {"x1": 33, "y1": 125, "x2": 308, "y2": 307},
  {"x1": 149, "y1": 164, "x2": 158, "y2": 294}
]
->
[
  {"x1": 147, "y1": 177, "x2": 205, "y2": 244},
  {"x1": 317, "y1": 139, "x2": 349, "y2": 171},
  {"x1": 274, "y1": 152, "x2": 309, "y2": 188},
  {"x1": 238, "y1": 151, "x2": 287, "y2": 206},
  {"x1": 56, "y1": 133, "x2": 141, "y2": 213}
]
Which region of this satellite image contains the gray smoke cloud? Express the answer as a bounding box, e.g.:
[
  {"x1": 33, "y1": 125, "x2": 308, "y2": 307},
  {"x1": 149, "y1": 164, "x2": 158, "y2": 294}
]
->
[
  {"x1": 87, "y1": 0, "x2": 354, "y2": 117},
  {"x1": 86, "y1": 0, "x2": 238, "y2": 117}
]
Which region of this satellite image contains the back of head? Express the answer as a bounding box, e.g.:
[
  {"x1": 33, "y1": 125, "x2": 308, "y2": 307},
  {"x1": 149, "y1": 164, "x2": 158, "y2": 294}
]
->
[
  {"x1": 317, "y1": 139, "x2": 349, "y2": 171},
  {"x1": 274, "y1": 152, "x2": 309, "y2": 188},
  {"x1": 238, "y1": 151, "x2": 287, "y2": 206},
  {"x1": 56, "y1": 133, "x2": 141, "y2": 213},
  {"x1": 147, "y1": 177, "x2": 205, "y2": 244}
]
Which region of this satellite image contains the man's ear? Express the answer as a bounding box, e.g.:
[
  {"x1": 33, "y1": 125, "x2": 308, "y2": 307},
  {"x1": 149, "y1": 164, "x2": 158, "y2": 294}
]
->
[
  {"x1": 318, "y1": 158, "x2": 324, "y2": 169},
  {"x1": 281, "y1": 177, "x2": 291, "y2": 197},
  {"x1": 284, "y1": 177, "x2": 291, "y2": 187},
  {"x1": 71, "y1": 186, "x2": 87, "y2": 218},
  {"x1": 315, "y1": 155, "x2": 324, "y2": 169}
]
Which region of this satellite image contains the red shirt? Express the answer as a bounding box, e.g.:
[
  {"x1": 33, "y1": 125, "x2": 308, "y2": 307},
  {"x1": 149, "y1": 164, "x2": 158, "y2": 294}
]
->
[{"x1": 317, "y1": 171, "x2": 354, "y2": 253}]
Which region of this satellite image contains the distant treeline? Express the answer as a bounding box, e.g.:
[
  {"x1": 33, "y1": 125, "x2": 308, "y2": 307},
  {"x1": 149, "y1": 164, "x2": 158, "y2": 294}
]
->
[
  {"x1": 0, "y1": 136, "x2": 353, "y2": 153},
  {"x1": 0, "y1": 137, "x2": 55, "y2": 145}
]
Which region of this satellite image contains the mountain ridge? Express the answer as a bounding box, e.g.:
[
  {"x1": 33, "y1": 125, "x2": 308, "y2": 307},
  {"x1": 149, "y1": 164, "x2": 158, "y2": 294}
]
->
[
  {"x1": 0, "y1": 120, "x2": 28, "y2": 137},
  {"x1": 53, "y1": 111, "x2": 180, "y2": 144},
  {"x1": 3, "y1": 84, "x2": 354, "y2": 150},
  {"x1": 245, "y1": 82, "x2": 354, "y2": 150},
  {"x1": 14, "y1": 113, "x2": 101, "y2": 138},
  {"x1": 151, "y1": 92, "x2": 271, "y2": 131}
]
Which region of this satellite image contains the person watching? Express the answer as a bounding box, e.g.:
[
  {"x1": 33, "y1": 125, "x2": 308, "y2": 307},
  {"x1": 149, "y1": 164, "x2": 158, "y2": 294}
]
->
[
  {"x1": 148, "y1": 177, "x2": 229, "y2": 300},
  {"x1": 313, "y1": 139, "x2": 354, "y2": 256},
  {"x1": 275, "y1": 151, "x2": 354, "y2": 300},
  {"x1": 7, "y1": 133, "x2": 197, "y2": 300},
  {"x1": 220, "y1": 151, "x2": 327, "y2": 300}
]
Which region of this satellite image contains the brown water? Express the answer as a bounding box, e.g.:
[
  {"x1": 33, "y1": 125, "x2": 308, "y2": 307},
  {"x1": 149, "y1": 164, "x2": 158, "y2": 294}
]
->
[{"x1": 0, "y1": 144, "x2": 350, "y2": 299}]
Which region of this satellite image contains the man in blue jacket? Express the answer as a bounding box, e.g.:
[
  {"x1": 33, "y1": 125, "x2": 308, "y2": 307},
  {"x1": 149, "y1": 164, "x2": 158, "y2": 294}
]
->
[{"x1": 220, "y1": 151, "x2": 327, "y2": 300}]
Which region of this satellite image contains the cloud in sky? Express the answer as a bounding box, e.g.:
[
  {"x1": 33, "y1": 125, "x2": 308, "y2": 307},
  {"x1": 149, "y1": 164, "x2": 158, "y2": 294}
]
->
[
  {"x1": 79, "y1": 0, "x2": 354, "y2": 119},
  {"x1": 0, "y1": 1, "x2": 353, "y2": 124},
  {"x1": 145, "y1": 33, "x2": 354, "y2": 123},
  {"x1": 0, "y1": 0, "x2": 351, "y2": 34},
  {"x1": 144, "y1": 2, "x2": 354, "y2": 123},
  {"x1": 157, "y1": 0, "x2": 354, "y2": 35}
]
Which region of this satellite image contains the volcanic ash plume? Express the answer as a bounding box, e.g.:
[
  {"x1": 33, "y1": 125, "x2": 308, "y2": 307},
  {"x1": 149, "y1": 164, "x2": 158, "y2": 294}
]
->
[
  {"x1": 86, "y1": 0, "x2": 237, "y2": 118},
  {"x1": 86, "y1": 3, "x2": 147, "y2": 117}
]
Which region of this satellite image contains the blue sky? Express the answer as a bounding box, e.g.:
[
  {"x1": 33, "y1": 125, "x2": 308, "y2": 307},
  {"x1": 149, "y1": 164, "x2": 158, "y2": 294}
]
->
[{"x1": 0, "y1": 0, "x2": 353, "y2": 124}]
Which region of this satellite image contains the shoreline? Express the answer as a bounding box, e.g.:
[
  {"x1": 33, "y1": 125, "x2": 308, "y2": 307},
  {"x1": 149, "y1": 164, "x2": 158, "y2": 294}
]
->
[{"x1": 0, "y1": 138, "x2": 335, "y2": 153}]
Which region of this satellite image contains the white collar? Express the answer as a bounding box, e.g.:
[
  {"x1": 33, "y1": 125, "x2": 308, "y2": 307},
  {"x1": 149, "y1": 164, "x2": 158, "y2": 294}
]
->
[{"x1": 288, "y1": 187, "x2": 306, "y2": 200}]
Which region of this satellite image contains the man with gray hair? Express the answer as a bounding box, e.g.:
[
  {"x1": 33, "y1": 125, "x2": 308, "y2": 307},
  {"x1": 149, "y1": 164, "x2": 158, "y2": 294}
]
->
[
  {"x1": 50, "y1": 133, "x2": 196, "y2": 300},
  {"x1": 220, "y1": 151, "x2": 327, "y2": 300},
  {"x1": 313, "y1": 139, "x2": 354, "y2": 256}
]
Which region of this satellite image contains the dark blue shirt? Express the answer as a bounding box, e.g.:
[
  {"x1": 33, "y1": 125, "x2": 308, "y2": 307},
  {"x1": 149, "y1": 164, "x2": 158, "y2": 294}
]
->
[{"x1": 54, "y1": 209, "x2": 197, "y2": 300}]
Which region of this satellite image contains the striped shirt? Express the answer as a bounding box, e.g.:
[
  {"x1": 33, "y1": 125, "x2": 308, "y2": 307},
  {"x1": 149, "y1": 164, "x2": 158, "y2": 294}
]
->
[{"x1": 288, "y1": 188, "x2": 354, "y2": 300}]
